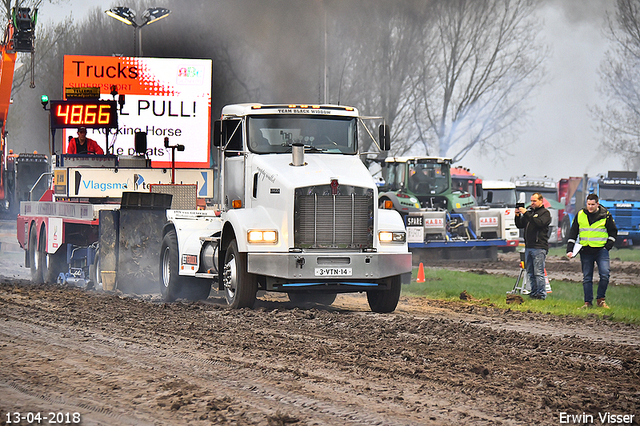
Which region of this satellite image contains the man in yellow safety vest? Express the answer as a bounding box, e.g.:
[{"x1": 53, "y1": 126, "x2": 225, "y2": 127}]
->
[{"x1": 566, "y1": 194, "x2": 618, "y2": 309}]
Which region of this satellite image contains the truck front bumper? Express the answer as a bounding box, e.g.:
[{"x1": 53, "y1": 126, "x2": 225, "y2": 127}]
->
[{"x1": 247, "y1": 252, "x2": 412, "y2": 283}]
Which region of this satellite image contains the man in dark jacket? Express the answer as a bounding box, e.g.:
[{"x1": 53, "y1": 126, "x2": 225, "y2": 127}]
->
[
  {"x1": 566, "y1": 194, "x2": 617, "y2": 309},
  {"x1": 515, "y1": 192, "x2": 551, "y2": 300}
]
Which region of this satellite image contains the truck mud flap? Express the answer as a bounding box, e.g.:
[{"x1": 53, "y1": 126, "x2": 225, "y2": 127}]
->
[
  {"x1": 99, "y1": 210, "x2": 119, "y2": 288},
  {"x1": 116, "y1": 192, "x2": 172, "y2": 294}
]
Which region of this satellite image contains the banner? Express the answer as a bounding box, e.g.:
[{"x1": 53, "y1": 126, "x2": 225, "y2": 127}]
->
[{"x1": 63, "y1": 55, "x2": 212, "y2": 168}]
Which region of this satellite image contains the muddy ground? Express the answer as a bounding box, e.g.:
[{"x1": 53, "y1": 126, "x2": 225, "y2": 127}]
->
[{"x1": 1, "y1": 250, "x2": 639, "y2": 425}]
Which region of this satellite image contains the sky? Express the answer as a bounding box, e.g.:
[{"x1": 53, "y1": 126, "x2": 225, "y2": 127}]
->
[{"x1": 37, "y1": 0, "x2": 626, "y2": 182}]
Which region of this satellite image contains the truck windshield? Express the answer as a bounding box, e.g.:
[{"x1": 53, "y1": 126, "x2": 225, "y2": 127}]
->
[
  {"x1": 408, "y1": 162, "x2": 449, "y2": 195},
  {"x1": 247, "y1": 115, "x2": 357, "y2": 154},
  {"x1": 599, "y1": 185, "x2": 640, "y2": 202},
  {"x1": 485, "y1": 189, "x2": 516, "y2": 207}
]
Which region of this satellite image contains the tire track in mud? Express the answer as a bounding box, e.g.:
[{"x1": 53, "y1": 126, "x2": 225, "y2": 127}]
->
[
  {"x1": 0, "y1": 311, "x2": 432, "y2": 425},
  {"x1": 2, "y1": 280, "x2": 640, "y2": 425}
]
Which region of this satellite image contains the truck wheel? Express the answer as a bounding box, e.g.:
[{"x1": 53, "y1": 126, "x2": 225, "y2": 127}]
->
[
  {"x1": 366, "y1": 275, "x2": 401, "y2": 313},
  {"x1": 88, "y1": 250, "x2": 101, "y2": 290},
  {"x1": 28, "y1": 223, "x2": 44, "y2": 283},
  {"x1": 288, "y1": 292, "x2": 337, "y2": 306},
  {"x1": 159, "y1": 231, "x2": 210, "y2": 302},
  {"x1": 41, "y1": 227, "x2": 66, "y2": 284},
  {"x1": 160, "y1": 230, "x2": 182, "y2": 302},
  {"x1": 223, "y1": 239, "x2": 257, "y2": 309},
  {"x1": 560, "y1": 217, "x2": 571, "y2": 245},
  {"x1": 44, "y1": 244, "x2": 66, "y2": 284}
]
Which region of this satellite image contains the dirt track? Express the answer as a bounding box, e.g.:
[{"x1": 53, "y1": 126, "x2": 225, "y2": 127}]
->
[{"x1": 1, "y1": 252, "x2": 639, "y2": 426}]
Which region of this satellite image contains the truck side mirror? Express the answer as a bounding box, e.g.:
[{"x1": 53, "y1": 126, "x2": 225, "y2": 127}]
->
[
  {"x1": 486, "y1": 191, "x2": 493, "y2": 204},
  {"x1": 379, "y1": 124, "x2": 390, "y2": 151},
  {"x1": 213, "y1": 120, "x2": 222, "y2": 147}
]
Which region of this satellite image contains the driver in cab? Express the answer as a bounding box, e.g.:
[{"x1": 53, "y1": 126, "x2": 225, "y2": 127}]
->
[
  {"x1": 411, "y1": 166, "x2": 431, "y2": 193},
  {"x1": 67, "y1": 127, "x2": 104, "y2": 155}
]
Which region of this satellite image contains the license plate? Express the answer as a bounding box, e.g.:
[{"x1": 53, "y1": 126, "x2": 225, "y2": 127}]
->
[
  {"x1": 315, "y1": 268, "x2": 352, "y2": 277},
  {"x1": 618, "y1": 231, "x2": 629, "y2": 236}
]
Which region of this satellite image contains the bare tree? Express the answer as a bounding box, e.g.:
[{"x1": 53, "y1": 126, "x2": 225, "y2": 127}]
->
[
  {"x1": 593, "y1": 0, "x2": 640, "y2": 170},
  {"x1": 328, "y1": 0, "x2": 428, "y2": 154},
  {"x1": 409, "y1": 0, "x2": 546, "y2": 163}
]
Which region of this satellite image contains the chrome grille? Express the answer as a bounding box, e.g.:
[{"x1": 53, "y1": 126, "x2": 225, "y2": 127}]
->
[{"x1": 295, "y1": 185, "x2": 373, "y2": 249}]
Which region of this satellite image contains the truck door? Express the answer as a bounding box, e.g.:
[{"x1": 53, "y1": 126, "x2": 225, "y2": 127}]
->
[{"x1": 222, "y1": 119, "x2": 245, "y2": 209}]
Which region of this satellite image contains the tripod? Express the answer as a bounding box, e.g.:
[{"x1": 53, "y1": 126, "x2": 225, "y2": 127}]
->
[
  {"x1": 508, "y1": 252, "x2": 530, "y2": 295},
  {"x1": 508, "y1": 251, "x2": 552, "y2": 295}
]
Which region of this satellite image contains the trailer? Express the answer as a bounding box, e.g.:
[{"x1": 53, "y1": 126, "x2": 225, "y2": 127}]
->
[
  {"x1": 558, "y1": 171, "x2": 640, "y2": 246},
  {"x1": 378, "y1": 157, "x2": 506, "y2": 261}
]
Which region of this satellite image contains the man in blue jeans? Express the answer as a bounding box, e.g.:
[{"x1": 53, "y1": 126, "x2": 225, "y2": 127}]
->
[
  {"x1": 515, "y1": 192, "x2": 551, "y2": 300},
  {"x1": 566, "y1": 194, "x2": 618, "y2": 309}
]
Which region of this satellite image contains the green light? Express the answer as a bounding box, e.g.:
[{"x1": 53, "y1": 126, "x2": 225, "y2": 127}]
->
[{"x1": 41, "y1": 94, "x2": 49, "y2": 103}]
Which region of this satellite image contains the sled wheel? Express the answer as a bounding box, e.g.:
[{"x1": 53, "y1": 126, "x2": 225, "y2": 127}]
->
[{"x1": 29, "y1": 223, "x2": 44, "y2": 283}]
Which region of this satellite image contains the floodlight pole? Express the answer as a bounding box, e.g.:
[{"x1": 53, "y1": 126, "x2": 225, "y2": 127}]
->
[{"x1": 105, "y1": 7, "x2": 171, "y2": 57}]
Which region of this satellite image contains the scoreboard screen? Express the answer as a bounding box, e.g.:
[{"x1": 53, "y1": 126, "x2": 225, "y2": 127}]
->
[{"x1": 50, "y1": 100, "x2": 118, "y2": 129}]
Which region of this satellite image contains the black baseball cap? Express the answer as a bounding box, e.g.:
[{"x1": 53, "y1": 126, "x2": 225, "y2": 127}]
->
[{"x1": 78, "y1": 127, "x2": 87, "y2": 133}]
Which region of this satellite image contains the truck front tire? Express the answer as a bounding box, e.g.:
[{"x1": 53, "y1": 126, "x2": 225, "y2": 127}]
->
[
  {"x1": 366, "y1": 275, "x2": 401, "y2": 313},
  {"x1": 223, "y1": 239, "x2": 257, "y2": 309}
]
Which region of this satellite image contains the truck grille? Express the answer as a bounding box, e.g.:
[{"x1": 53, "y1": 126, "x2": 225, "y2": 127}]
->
[
  {"x1": 609, "y1": 207, "x2": 639, "y2": 230},
  {"x1": 294, "y1": 185, "x2": 374, "y2": 249}
]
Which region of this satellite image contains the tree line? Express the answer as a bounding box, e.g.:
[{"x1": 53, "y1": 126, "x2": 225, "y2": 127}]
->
[{"x1": 4, "y1": 0, "x2": 640, "y2": 171}]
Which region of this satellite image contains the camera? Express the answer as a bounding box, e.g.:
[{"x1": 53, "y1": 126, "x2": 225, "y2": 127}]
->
[{"x1": 516, "y1": 202, "x2": 525, "y2": 209}]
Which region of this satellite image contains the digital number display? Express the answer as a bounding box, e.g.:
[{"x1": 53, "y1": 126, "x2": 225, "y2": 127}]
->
[{"x1": 50, "y1": 100, "x2": 118, "y2": 129}]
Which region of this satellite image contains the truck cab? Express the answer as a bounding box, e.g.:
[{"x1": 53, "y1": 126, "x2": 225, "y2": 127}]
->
[
  {"x1": 162, "y1": 104, "x2": 412, "y2": 313},
  {"x1": 378, "y1": 157, "x2": 476, "y2": 214},
  {"x1": 481, "y1": 180, "x2": 519, "y2": 250}
]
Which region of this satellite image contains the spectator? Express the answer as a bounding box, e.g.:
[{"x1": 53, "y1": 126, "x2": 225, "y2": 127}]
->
[
  {"x1": 566, "y1": 193, "x2": 618, "y2": 309},
  {"x1": 515, "y1": 192, "x2": 551, "y2": 300}
]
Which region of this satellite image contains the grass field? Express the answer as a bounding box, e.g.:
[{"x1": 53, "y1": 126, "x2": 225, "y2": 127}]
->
[{"x1": 403, "y1": 266, "x2": 640, "y2": 324}]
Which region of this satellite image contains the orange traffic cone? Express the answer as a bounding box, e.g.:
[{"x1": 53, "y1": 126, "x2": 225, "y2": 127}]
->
[
  {"x1": 416, "y1": 262, "x2": 425, "y2": 283},
  {"x1": 544, "y1": 268, "x2": 552, "y2": 293}
]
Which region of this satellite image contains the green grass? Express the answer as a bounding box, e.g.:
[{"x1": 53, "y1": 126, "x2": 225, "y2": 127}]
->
[
  {"x1": 404, "y1": 267, "x2": 640, "y2": 324},
  {"x1": 548, "y1": 246, "x2": 640, "y2": 262}
]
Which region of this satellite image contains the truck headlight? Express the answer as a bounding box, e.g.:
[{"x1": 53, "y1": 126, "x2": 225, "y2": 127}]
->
[
  {"x1": 247, "y1": 230, "x2": 278, "y2": 244},
  {"x1": 379, "y1": 231, "x2": 406, "y2": 243}
]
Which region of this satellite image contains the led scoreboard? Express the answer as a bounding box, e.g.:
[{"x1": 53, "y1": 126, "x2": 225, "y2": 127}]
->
[{"x1": 50, "y1": 100, "x2": 118, "y2": 129}]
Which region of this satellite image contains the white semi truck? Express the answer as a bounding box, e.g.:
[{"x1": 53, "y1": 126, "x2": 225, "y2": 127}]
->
[
  {"x1": 481, "y1": 180, "x2": 519, "y2": 251},
  {"x1": 160, "y1": 104, "x2": 412, "y2": 312},
  {"x1": 18, "y1": 102, "x2": 411, "y2": 313}
]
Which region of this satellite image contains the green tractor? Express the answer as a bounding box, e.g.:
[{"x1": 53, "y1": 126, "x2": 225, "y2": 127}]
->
[{"x1": 377, "y1": 157, "x2": 477, "y2": 216}]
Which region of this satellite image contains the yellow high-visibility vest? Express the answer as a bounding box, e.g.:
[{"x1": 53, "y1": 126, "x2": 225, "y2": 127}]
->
[{"x1": 577, "y1": 210, "x2": 607, "y2": 247}]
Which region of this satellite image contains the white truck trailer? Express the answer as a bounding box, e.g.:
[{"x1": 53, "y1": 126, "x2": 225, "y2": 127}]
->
[
  {"x1": 161, "y1": 104, "x2": 412, "y2": 312},
  {"x1": 481, "y1": 180, "x2": 519, "y2": 251}
]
